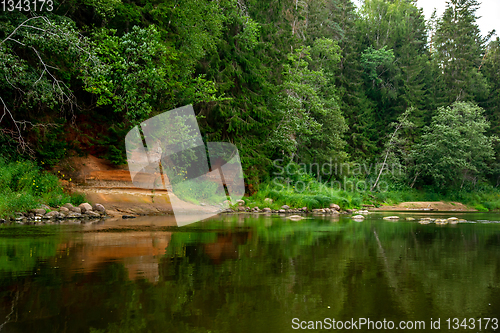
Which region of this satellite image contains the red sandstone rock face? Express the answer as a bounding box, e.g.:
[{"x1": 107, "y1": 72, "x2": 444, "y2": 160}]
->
[{"x1": 54, "y1": 154, "x2": 235, "y2": 219}]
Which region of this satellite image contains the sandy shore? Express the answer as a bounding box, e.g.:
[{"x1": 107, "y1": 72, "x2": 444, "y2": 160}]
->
[{"x1": 371, "y1": 201, "x2": 476, "y2": 211}]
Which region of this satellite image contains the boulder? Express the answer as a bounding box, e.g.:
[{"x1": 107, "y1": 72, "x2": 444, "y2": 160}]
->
[
  {"x1": 278, "y1": 209, "x2": 286, "y2": 213},
  {"x1": 329, "y1": 203, "x2": 341, "y2": 211},
  {"x1": 351, "y1": 215, "x2": 365, "y2": 219},
  {"x1": 62, "y1": 203, "x2": 75, "y2": 209},
  {"x1": 238, "y1": 206, "x2": 246, "y2": 212},
  {"x1": 264, "y1": 198, "x2": 273, "y2": 204},
  {"x1": 59, "y1": 207, "x2": 70, "y2": 214},
  {"x1": 79, "y1": 203, "x2": 93, "y2": 213},
  {"x1": 31, "y1": 208, "x2": 46, "y2": 216},
  {"x1": 262, "y1": 208, "x2": 272, "y2": 212},
  {"x1": 236, "y1": 199, "x2": 245, "y2": 206},
  {"x1": 44, "y1": 211, "x2": 60, "y2": 219},
  {"x1": 287, "y1": 215, "x2": 304, "y2": 220},
  {"x1": 93, "y1": 203, "x2": 106, "y2": 214},
  {"x1": 281, "y1": 205, "x2": 290, "y2": 210},
  {"x1": 383, "y1": 216, "x2": 400, "y2": 220},
  {"x1": 405, "y1": 217, "x2": 415, "y2": 221},
  {"x1": 67, "y1": 212, "x2": 82, "y2": 218},
  {"x1": 39, "y1": 204, "x2": 50, "y2": 211},
  {"x1": 69, "y1": 206, "x2": 81, "y2": 214},
  {"x1": 301, "y1": 207, "x2": 308, "y2": 212},
  {"x1": 84, "y1": 211, "x2": 101, "y2": 218}
]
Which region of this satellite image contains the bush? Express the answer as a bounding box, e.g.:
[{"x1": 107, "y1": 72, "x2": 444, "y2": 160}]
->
[
  {"x1": 474, "y1": 204, "x2": 489, "y2": 212},
  {"x1": 0, "y1": 158, "x2": 86, "y2": 217}
]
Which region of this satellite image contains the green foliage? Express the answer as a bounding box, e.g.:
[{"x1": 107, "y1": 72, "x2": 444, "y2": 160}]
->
[
  {"x1": 172, "y1": 180, "x2": 227, "y2": 205},
  {"x1": 414, "y1": 102, "x2": 497, "y2": 190},
  {"x1": 236, "y1": 17, "x2": 260, "y2": 51},
  {"x1": 361, "y1": 46, "x2": 395, "y2": 86},
  {"x1": 270, "y1": 40, "x2": 346, "y2": 164},
  {"x1": 1, "y1": 0, "x2": 500, "y2": 197},
  {"x1": 0, "y1": 133, "x2": 18, "y2": 160},
  {"x1": 474, "y1": 204, "x2": 488, "y2": 212},
  {"x1": 33, "y1": 119, "x2": 69, "y2": 167},
  {"x1": 0, "y1": 158, "x2": 84, "y2": 217},
  {"x1": 433, "y1": 0, "x2": 487, "y2": 102},
  {"x1": 82, "y1": 25, "x2": 182, "y2": 121}
]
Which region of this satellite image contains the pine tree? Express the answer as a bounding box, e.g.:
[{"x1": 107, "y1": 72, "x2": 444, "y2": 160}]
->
[
  {"x1": 433, "y1": 0, "x2": 487, "y2": 102},
  {"x1": 355, "y1": 0, "x2": 430, "y2": 157},
  {"x1": 328, "y1": 0, "x2": 379, "y2": 160},
  {"x1": 481, "y1": 37, "x2": 500, "y2": 133}
]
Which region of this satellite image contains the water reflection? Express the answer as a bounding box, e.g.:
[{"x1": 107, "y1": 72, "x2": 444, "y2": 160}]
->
[{"x1": 0, "y1": 213, "x2": 499, "y2": 332}]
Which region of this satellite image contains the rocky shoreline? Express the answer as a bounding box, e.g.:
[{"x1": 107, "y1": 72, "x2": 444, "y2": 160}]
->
[
  {"x1": 220, "y1": 201, "x2": 351, "y2": 215},
  {"x1": 0, "y1": 202, "x2": 109, "y2": 225},
  {"x1": 7, "y1": 196, "x2": 473, "y2": 226},
  {"x1": 0, "y1": 199, "x2": 355, "y2": 225}
]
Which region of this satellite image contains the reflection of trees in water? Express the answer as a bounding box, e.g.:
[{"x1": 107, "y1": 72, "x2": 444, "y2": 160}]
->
[
  {"x1": 379, "y1": 225, "x2": 500, "y2": 318},
  {"x1": 0, "y1": 219, "x2": 499, "y2": 332}
]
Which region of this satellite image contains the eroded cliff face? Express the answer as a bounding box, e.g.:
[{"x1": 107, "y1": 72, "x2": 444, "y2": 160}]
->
[{"x1": 55, "y1": 155, "x2": 224, "y2": 217}]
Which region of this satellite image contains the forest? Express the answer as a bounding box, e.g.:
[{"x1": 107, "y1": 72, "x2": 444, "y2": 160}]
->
[{"x1": 1, "y1": 0, "x2": 500, "y2": 213}]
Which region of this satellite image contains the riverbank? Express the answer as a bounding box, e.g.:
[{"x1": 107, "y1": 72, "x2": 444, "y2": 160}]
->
[
  {"x1": 56, "y1": 155, "x2": 482, "y2": 215},
  {"x1": 370, "y1": 201, "x2": 474, "y2": 211},
  {"x1": 2, "y1": 154, "x2": 497, "y2": 219},
  {"x1": 0, "y1": 202, "x2": 109, "y2": 225}
]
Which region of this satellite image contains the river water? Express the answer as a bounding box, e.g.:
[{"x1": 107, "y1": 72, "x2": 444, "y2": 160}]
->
[{"x1": 0, "y1": 212, "x2": 499, "y2": 332}]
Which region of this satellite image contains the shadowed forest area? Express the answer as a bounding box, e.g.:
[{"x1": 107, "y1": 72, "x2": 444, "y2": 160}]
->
[{"x1": 1, "y1": 0, "x2": 500, "y2": 214}]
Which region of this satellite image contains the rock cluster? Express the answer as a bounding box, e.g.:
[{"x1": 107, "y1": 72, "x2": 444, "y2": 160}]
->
[
  {"x1": 3, "y1": 202, "x2": 107, "y2": 225},
  {"x1": 418, "y1": 216, "x2": 467, "y2": 225},
  {"x1": 221, "y1": 201, "x2": 345, "y2": 215}
]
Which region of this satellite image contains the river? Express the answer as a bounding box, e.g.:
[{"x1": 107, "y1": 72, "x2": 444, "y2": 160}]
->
[{"x1": 0, "y1": 212, "x2": 499, "y2": 332}]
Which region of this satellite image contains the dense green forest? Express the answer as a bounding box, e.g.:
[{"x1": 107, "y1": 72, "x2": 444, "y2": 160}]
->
[{"x1": 0, "y1": 0, "x2": 499, "y2": 206}]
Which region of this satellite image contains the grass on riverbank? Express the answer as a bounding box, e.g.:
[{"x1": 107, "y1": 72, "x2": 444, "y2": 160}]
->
[
  {"x1": 243, "y1": 179, "x2": 500, "y2": 212},
  {"x1": 0, "y1": 158, "x2": 85, "y2": 218}
]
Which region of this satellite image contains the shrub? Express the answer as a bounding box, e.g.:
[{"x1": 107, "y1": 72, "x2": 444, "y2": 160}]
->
[{"x1": 0, "y1": 158, "x2": 86, "y2": 217}]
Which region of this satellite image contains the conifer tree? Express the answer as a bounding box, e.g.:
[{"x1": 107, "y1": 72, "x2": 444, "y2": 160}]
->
[{"x1": 433, "y1": 0, "x2": 488, "y2": 102}]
